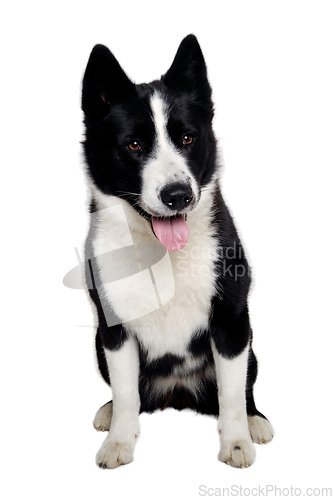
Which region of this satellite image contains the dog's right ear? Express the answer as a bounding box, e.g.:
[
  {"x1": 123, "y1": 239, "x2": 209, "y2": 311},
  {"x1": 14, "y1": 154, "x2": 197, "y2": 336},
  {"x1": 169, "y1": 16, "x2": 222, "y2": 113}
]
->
[
  {"x1": 162, "y1": 35, "x2": 211, "y2": 97},
  {"x1": 82, "y1": 44, "x2": 134, "y2": 123}
]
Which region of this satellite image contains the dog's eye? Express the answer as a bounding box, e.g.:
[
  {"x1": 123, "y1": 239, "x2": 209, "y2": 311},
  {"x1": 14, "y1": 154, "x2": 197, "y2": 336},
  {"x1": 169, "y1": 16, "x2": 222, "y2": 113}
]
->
[
  {"x1": 183, "y1": 135, "x2": 194, "y2": 145},
  {"x1": 128, "y1": 141, "x2": 142, "y2": 151}
]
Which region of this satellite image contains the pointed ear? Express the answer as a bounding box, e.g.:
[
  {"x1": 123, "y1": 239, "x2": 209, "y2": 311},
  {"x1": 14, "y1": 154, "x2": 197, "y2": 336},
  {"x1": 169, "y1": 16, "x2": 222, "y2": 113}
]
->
[
  {"x1": 82, "y1": 44, "x2": 135, "y2": 123},
  {"x1": 162, "y1": 35, "x2": 211, "y2": 96}
]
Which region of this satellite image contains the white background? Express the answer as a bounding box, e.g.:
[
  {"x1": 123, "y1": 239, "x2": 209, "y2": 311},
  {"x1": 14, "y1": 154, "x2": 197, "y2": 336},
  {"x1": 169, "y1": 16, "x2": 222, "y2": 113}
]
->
[{"x1": 1, "y1": 1, "x2": 333, "y2": 498}]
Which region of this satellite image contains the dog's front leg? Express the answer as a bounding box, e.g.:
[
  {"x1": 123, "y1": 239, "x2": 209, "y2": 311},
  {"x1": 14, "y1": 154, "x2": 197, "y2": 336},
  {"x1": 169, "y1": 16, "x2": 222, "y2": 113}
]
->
[
  {"x1": 211, "y1": 307, "x2": 255, "y2": 468},
  {"x1": 96, "y1": 336, "x2": 140, "y2": 469}
]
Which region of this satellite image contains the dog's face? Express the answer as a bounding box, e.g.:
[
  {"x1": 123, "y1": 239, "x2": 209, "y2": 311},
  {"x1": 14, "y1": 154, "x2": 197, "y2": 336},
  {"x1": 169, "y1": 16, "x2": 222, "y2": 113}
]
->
[{"x1": 82, "y1": 35, "x2": 217, "y2": 250}]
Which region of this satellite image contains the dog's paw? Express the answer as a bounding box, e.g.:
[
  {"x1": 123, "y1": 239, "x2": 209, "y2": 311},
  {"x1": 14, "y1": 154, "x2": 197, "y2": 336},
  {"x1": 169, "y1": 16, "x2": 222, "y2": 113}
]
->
[
  {"x1": 219, "y1": 439, "x2": 256, "y2": 468},
  {"x1": 93, "y1": 402, "x2": 113, "y2": 432},
  {"x1": 248, "y1": 415, "x2": 274, "y2": 444},
  {"x1": 96, "y1": 439, "x2": 134, "y2": 469}
]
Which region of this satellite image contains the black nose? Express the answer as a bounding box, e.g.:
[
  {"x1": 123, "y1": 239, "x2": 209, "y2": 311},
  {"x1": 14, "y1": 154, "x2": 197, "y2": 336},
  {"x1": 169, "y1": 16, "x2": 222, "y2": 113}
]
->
[{"x1": 160, "y1": 183, "x2": 193, "y2": 211}]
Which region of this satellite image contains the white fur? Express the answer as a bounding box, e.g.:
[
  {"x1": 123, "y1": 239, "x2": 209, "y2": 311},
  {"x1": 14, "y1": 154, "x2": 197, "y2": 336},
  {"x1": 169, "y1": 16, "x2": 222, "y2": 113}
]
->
[
  {"x1": 140, "y1": 92, "x2": 199, "y2": 217},
  {"x1": 248, "y1": 415, "x2": 274, "y2": 444},
  {"x1": 92, "y1": 181, "x2": 218, "y2": 363},
  {"x1": 90, "y1": 204, "x2": 134, "y2": 255},
  {"x1": 93, "y1": 401, "x2": 113, "y2": 432},
  {"x1": 211, "y1": 342, "x2": 256, "y2": 468},
  {"x1": 96, "y1": 338, "x2": 140, "y2": 468}
]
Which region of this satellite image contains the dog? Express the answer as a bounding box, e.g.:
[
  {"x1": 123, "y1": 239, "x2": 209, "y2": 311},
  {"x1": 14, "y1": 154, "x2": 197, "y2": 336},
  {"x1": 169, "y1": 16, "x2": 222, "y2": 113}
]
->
[{"x1": 81, "y1": 34, "x2": 273, "y2": 469}]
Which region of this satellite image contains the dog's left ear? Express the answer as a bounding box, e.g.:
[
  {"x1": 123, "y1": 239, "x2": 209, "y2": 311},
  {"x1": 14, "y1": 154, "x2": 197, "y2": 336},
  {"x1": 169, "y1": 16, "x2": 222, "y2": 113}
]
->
[
  {"x1": 82, "y1": 44, "x2": 135, "y2": 124},
  {"x1": 162, "y1": 35, "x2": 211, "y2": 97}
]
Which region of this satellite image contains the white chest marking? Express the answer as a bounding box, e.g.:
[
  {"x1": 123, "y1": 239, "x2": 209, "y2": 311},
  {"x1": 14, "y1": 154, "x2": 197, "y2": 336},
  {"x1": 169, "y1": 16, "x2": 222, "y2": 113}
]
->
[{"x1": 92, "y1": 179, "x2": 218, "y2": 362}]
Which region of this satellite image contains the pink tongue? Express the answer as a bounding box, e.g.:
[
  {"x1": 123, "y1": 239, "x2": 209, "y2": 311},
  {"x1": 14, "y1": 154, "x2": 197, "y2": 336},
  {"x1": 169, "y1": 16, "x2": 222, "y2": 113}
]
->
[{"x1": 152, "y1": 216, "x2": 190, "y2": 251}]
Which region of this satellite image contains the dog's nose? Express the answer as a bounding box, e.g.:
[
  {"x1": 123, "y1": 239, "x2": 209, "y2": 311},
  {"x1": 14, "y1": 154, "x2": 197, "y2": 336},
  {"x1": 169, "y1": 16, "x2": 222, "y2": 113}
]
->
[{"x1": 160, "y1": 183, "x2": 193, "y2": 211}]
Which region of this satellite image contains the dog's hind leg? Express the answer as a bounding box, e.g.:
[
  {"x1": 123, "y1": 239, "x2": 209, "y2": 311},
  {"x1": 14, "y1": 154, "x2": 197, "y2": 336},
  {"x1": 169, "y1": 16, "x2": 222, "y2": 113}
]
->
[
  {"x1": 93, "y1": 401, "x2": 113, "y2": 432},
  {"x1": 246, "y1": 347, "x2": 274, "y2": 444},
  {"x1": 248, "y1": 414, "x2": 274, "y2": 444}
]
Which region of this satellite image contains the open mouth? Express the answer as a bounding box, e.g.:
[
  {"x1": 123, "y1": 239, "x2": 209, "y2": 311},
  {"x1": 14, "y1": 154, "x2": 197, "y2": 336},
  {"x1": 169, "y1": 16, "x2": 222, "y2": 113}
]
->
[
  {"x1": 151, "y1": 215, "x2": 190, "y2": 252},
  {"x1": 134, "y1": 206, "x2": 190, "y2": 252}
]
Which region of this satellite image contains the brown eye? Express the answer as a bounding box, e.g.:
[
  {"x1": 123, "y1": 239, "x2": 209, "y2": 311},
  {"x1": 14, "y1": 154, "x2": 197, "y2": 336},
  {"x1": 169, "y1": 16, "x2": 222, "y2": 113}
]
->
[
  {"x1": 128, "y1": 141, "x2": 141, "y2": 151},
  {"x1": 183, "y1": 135, "x2": 194, "y2": 145}
]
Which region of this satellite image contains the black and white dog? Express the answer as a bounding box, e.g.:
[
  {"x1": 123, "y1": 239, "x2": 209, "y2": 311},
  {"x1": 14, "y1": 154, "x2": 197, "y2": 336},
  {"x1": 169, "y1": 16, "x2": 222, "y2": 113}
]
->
[{"x1": 81, "y1": 34, "x2": 273, "y2": 469}]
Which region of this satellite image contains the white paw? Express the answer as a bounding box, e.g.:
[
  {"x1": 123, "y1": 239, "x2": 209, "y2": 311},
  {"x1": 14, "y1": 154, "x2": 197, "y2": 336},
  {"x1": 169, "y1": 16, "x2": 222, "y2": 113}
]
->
[
  {"x1": 248, "y1": 415, "x2": 274, "y2": 444},
  {"x1": 93, "y1": 402, "x2": 113, "y2": 432},
  {"x1": 96, "y1": 438, "x2": 135, "y2": 469},
  {"x1": 219, "y1": 439, "x2": 256, "y2": 468}
]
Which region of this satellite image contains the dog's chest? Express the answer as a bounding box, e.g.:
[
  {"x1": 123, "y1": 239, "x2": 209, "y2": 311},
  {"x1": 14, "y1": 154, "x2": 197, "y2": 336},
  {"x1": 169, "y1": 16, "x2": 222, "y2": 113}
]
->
[
  {"x1": 92, "y1": 196, "x2": 218, "y2": 361},
  {"x1": 132, "y1": 243, "x2": 216, "y2": 360}
]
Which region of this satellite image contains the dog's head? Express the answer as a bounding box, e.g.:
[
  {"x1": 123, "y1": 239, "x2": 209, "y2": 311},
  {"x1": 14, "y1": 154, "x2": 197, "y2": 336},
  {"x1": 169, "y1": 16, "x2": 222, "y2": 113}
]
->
[{"x1": 82, "y1": 35, "x2": 217, "y2": 251}]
